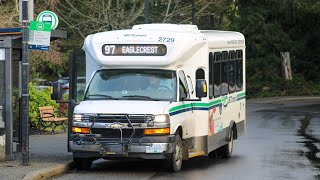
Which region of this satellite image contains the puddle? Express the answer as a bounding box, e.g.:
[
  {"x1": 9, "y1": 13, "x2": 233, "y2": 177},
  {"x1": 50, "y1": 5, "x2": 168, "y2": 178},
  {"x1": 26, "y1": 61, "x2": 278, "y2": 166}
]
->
[{"x1": 297, "y1": 115, "x2": 320, "y2": 176}]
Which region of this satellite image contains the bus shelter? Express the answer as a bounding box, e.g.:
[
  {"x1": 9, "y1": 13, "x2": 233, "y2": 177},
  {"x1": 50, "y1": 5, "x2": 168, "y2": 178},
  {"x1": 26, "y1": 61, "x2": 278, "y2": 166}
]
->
[{"x1": 0, "y1": 28, "x2": 66, "y2": 160}]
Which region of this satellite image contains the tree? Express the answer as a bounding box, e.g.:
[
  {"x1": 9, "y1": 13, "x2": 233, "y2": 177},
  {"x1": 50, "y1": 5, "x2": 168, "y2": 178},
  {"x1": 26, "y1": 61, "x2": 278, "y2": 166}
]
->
[
  {"x1": 41, "y1": 0, "x2": 233, "y2": 48},
  {"x1": 0, "y1": 0, "x2": 20, "y2": 28},
  {"x1": 234, "y1": 0, "x2": 320, "y2": 97}
]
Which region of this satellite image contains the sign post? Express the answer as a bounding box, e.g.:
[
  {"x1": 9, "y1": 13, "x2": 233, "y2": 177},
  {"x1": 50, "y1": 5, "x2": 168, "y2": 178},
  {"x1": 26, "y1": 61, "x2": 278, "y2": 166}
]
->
[{"x1": 21, "y1": 0, "x2": 30, "y2": 166}]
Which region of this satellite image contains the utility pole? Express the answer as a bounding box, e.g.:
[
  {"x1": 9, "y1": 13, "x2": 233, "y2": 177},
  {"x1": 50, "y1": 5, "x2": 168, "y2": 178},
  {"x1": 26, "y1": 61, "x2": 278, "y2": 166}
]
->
[
  {"x1": 144, "y1": 0, "x2": 149, "y2": 24},
  {"x1": 21, "y1": 0, "x2": 30, "y2": 166}
]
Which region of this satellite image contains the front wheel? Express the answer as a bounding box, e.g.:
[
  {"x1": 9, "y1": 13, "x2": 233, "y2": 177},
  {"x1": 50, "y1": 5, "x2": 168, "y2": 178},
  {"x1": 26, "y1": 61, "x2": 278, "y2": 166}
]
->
[{"x1": 166, "y1": 134, "x2": 183, "y2": 172}]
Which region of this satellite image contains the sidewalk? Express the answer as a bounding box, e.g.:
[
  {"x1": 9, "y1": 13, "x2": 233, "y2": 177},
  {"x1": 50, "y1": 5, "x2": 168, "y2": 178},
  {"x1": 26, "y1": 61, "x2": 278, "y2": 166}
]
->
[{"x1": 0, "y1": 132, "x2": 73, "y2": 180}]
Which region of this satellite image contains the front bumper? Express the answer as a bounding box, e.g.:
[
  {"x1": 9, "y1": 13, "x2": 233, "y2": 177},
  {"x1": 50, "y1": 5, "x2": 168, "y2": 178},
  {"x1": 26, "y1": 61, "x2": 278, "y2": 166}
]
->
[{"x1": 70, "y1": 135, "x2": 175, "y2": 159}]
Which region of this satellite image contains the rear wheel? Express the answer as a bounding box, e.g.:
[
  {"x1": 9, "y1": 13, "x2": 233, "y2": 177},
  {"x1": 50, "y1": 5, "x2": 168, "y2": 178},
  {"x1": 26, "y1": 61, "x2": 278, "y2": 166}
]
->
[
  {"x1": 73, "y1": 157, "x2": 92, "y2": 170},
  {"x1": 221, "y1": 129, "x2": 234, "y2": 158},
  {"x1": 166, "y1": 134, "x2": 183, "y2": 172}
]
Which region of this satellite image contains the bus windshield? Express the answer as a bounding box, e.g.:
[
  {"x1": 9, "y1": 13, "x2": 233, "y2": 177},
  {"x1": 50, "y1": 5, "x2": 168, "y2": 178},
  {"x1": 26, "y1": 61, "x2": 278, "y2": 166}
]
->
[{"x1": 84, "y1": 69, "x2": 177, "y2": 101}]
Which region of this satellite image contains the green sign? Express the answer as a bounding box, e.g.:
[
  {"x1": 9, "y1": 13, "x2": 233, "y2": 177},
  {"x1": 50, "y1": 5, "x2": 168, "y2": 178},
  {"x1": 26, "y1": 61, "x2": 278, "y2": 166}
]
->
[
  {"x1": 29, "y1": 21, "x2": 51, "y2": 50},
  {"x1": 37, "y1": 11, "x2": 59, "y2": 30},
  {"x1": 29, "y1": 21, "x2": 51, "y2": 31}
]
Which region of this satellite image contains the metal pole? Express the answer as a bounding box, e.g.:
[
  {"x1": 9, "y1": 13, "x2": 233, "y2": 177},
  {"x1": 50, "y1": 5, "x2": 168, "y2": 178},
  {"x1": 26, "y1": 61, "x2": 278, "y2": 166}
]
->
[
  {"x1": 4, "y1": 37, "x2": 14, "y2": 161},
  {"x1": 192, "y1": 0, "x2": 195, "y2": 25},
  {"x1": 67, "y1": 51, "x2": 75, "y2": 152},
  {"x1": 144, "y1": 0, "x2": 149, "y2": 24},
  {"x1": 21, "y1": 0, "x2": 30, "y2": 166}
]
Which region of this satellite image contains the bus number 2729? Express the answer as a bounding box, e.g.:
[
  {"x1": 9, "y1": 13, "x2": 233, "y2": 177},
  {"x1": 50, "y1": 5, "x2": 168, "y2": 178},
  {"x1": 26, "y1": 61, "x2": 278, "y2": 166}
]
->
[{"x1": 158, "y1": 37, "x2": 174, "y2": 43}]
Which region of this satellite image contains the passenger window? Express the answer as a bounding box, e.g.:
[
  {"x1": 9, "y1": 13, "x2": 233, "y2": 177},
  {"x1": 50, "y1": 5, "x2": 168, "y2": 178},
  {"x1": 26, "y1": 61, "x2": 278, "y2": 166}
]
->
[
  {"x1": 214, "y1": 52, "x2": 221, "y2": 97},
  {"x1": 209, "y1": 52, "x2": 214, "y2": 99},
  {"x1": 196, "y1": 68, "x2": 205, "y2": 79},
  {"x1": 221, "y1": 52, "x2": 228, "y2": 95},
  {"x1": 229, "y1": 51, "x2": 236, "y2": 93},
  {"x1": 236, "y1": 50, "x2": 243, "y2": 91}
]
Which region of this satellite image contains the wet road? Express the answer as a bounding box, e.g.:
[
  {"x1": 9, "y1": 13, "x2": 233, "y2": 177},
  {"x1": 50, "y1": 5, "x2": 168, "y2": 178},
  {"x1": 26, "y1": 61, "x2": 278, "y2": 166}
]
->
[{"x1": 52, "y1": 100, "x2": 320, "y2": 180}]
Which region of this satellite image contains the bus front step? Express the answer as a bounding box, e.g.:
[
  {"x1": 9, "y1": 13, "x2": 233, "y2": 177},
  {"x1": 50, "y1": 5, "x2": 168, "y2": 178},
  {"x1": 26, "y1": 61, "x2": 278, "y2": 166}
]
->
[{"x1": 188, "y1": 150, "x2": 204, "y2": 159}]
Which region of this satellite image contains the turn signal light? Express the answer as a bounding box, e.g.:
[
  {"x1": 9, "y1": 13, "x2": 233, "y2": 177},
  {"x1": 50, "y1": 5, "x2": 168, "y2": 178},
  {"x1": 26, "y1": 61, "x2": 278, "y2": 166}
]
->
[
  {"x1": 72, "y1": 127, "x2": 90, "y2": 134},
  {"x1": 144, "y1": 128, "x2": 170, "y2": 135}
]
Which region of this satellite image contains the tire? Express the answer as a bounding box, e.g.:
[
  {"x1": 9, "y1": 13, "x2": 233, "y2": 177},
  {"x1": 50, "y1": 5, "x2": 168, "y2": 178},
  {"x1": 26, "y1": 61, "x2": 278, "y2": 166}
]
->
[
  {"x1": 166, "y1": 134, "x2": 183, "y2": 172},
  {"x1": 73, "y1": 157, "x2": 92, "y2": 170},
  {"x1": 221, "y1": 129, "x2": 234, "y2": 158}
]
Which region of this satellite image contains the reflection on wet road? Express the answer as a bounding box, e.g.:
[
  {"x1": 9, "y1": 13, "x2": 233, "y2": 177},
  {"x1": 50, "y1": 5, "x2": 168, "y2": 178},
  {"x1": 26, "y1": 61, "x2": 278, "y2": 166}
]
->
[{"x1": 53, "y1": 100, "x2": 320, "y2": 180}]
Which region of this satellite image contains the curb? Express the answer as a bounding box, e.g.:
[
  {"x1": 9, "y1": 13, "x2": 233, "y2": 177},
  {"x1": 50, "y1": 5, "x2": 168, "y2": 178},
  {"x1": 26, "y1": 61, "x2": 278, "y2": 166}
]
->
[
  {"x1": 22, "y1": 161, "x2": 74, "y2": 180},
  {"x1": 247, "y1": 96, "x2": 320, "y2": 104}
]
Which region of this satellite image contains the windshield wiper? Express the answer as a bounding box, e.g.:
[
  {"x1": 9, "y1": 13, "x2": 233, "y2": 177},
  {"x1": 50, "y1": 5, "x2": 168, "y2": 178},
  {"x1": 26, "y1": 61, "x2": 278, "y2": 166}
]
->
[
  {"x1": 121, "y1": 95, "x2": 159, "y2": 101},
  {"x1": 85, "y1": 94, "x2": 118, "y2": 100}
]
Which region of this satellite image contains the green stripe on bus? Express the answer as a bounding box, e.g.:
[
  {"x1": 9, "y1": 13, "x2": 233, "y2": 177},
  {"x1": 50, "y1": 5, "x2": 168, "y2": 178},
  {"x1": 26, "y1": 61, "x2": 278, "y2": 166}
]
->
[
  {"x1": 169, "y1": 92, "x2": 246, "y2": 113},
  {"x1": 169, "y1": 103, "x2": 192, "y2": 112},
  {"x1": 207, "y1": 100, "x2": 221, "y2": 106},
  {"x1": 237, "y1": 92, "x2": 246, "y2": 97}
]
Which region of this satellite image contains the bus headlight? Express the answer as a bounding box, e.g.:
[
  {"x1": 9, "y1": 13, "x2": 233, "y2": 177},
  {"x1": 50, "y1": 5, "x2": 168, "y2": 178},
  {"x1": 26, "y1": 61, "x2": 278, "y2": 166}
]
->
[
  {"x1": 73, "y1": 114, "x2": 83, "y2": 121},
  {"x1": 73, "y1": 114, "x2": 90, "y2": 122},
  {"x1": 153, "y1": 114, "x2": 170, "y2": 124}
]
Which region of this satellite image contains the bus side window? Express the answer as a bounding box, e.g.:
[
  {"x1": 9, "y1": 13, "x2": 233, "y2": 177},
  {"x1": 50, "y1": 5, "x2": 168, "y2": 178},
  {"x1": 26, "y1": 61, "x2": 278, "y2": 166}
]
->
[
  {"x1": 196, "y1": 68, "x2": 206, "y2": 98},
  {"x1": 196, "y1": 68, "x2": 205, "y2": 79},
  {"x1": 209, "y1": 52, "x2": 214, "y2": 99},
  {"x1": 214, "y1": 52, "x2": 221, "y2": 97},
  {"x1": 221, "y1": 51, "x2": 228, "y2": 95},
  {"x1": 236, "y1": 50, "x2": 243, "y2": 91},
  {"x1": 178, "y1": 71, "x2": 190, "y2": 100},
  {"x1": 229, "y1": 51, "x2": 236, "y2": 93}
]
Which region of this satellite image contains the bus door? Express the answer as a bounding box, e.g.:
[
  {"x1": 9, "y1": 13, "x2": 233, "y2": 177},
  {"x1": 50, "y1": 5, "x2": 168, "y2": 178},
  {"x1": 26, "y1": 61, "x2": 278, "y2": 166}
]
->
[
  {"x1": 191, "y1": 68, "x2": 208, "y2": 153},
  {"x1": 177, "y1": 70, "x2": 194, "y2": 140}
]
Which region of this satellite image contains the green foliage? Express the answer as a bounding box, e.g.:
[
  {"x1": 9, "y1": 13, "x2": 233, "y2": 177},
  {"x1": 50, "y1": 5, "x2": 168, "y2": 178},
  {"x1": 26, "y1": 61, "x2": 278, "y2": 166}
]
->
[
  {"x1": 29, "y1": 40, "x2": 69, "y2": 82},
  {"x1": 29, "y1": 83, "x2": 58, "y2": 128},
  {"x1": 234, "y1": 0, "x2": 320, "y2": 98},
  {"x1": 57, "y1": 94, "x2": 69, "y2": 118},
  {"x1": 247, "y1": 74, "x2": 320, "y2": 98}
]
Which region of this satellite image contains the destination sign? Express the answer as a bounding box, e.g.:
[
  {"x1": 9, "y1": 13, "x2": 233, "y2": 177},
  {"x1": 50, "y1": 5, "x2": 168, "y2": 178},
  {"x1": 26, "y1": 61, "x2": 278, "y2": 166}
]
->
[{"x1": 102, "y1": 44, "x2": 167, "y2": 56}]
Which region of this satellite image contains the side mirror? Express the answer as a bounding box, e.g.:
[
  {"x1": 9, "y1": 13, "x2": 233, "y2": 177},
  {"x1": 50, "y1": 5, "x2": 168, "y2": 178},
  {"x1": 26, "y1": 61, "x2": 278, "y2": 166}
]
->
[
  {"x1": 196, "y1": 79, "x2": 207, "y2": 98},
  {"x1": 51, "y1": 82, "x2": 62, "y2": 100}
]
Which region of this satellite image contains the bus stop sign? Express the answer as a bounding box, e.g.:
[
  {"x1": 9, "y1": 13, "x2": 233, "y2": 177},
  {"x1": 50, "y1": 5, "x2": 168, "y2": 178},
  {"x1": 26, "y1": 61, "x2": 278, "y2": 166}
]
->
[
  {"x1": 37, "y1": 11, "x2": 59, "y2": 30},
  {"x1": 28, "y1": 21, "x2": 51, "y2": 51}
]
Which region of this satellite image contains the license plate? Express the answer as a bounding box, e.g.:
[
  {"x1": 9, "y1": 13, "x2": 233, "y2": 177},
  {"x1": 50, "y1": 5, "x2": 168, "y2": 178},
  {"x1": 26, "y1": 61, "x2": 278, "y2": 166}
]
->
[
  {"x1": 100, "y1": 145, "x2": 123, "y2": 155},
  {"x1": 146, "y1": 144, "x2": 163, "y2": 153}
]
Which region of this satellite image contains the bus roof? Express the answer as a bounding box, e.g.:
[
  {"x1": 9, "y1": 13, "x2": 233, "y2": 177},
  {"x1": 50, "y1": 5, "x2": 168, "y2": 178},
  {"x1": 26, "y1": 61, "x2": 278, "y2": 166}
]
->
[{"x1": 84, "y1": 24, "x2": 244, "y2": 67}]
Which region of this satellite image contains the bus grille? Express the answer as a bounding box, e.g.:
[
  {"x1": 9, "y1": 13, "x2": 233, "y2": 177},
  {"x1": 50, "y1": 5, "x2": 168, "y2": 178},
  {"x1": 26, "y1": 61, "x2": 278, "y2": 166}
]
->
[
  {"x1": 91, "y1": 128, "x2": 144, "y2": 138},
  {"x1": 90, "y1": 114, "x2": 154, "y2": 124}
]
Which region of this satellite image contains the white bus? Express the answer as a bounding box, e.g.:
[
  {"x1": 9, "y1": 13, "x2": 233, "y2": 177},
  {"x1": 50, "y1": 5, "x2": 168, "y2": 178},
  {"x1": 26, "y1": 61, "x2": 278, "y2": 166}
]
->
[{"x1": 61, "y1": 24, "x2": 246, "y2": 171}]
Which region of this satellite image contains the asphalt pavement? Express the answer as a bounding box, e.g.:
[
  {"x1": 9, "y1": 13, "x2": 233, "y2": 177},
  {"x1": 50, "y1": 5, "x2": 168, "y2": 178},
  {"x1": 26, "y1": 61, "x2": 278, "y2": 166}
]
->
[{"x1": 0, "y1": 96, "x2": 319, "y2": 180}]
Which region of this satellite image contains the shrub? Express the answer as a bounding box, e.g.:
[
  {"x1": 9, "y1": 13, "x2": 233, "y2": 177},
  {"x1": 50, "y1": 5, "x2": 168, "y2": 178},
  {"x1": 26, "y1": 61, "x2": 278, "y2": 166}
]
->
[{"x1": 29, "y1": 83, "x2": 58, "y2": 128}]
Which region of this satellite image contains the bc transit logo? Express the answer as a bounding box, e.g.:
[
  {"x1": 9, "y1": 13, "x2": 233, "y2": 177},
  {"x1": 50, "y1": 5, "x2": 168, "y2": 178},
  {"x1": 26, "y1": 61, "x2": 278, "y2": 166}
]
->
[{"x1": 221, "y1": 96, "x2": 228, "y2": 108}]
